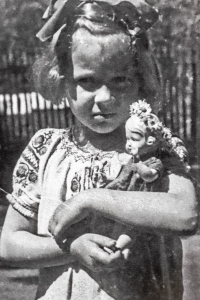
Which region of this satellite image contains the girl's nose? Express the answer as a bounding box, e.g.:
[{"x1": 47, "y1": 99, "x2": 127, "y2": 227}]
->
[{"x1": 94, "y1": 85, "x2": 113, "y2": 104}]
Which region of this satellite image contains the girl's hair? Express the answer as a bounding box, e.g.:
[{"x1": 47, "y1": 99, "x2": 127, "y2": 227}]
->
[{"x1": 33, "y1": 2, "x2": 162, "y2": 112}]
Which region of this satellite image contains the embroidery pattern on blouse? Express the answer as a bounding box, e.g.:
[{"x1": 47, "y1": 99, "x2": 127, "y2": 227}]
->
[
  {"x1": 14, "y1": 129, "x2": 54, "y2": 190},
  {"x1": 60, "y1": 129, "x2": 117, "y2": 163},
  {"x1": 70, "y1": 155, "x2": 110, "y2": 195},
  {"x1": 32, "y1": 129, "x2": 54, "y2": 155},
  {"x1": 58, "y1": 129, "x2": 119, "y2": 196}
]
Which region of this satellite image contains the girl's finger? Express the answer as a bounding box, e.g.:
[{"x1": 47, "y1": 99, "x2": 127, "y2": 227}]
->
[
  {"x1": 91, "y1": 242, "x2": 122, "y2": 267},
  {"x1": 48, "y1": 203, "x2": 66, "y2": 235},
  {"x1": 122, "y1": 248, "x2": 132, "y2": 260},
  {"x1": 92, "y1": 234, "x2": 116, "y2": 248},
  {"x1": 48, "y1": 214, "x2": 56, "y2": 235},
  {"x1": 49, "y1": 202, "x2": 88, "y2": 240},
  {"x1": 53, "y1": 225, "x2": 70, "y2": 246},
  {"x1": 55, "y1": 221, "x2": 89, "y2": 248},
  {"x1": 48, "y1": 208, "x2": 76, "y2": 238}
]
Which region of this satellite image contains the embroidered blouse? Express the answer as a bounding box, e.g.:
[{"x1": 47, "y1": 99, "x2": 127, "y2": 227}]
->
[{"x1": 7, "y1": 128, "x2": 190, "y2": 300}]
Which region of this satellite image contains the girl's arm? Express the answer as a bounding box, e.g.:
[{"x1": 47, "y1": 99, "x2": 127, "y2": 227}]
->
[
  {"x1": 0, "y1": 205, "x2": 122, "y2": 271},
  {"x1": 49, "y1": 173, "x2": 198, "y2": 243},
  {"x1": 0, "y1": 205, "x2": 75, "y2": 269}
]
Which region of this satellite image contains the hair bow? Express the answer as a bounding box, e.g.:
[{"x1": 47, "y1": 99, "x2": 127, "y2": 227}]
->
[{"x1": 36, "y1": 0, "x2": 159, "y2": 42}]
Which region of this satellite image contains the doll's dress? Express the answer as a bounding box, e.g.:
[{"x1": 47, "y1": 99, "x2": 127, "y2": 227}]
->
[{"x1": 7, "y1": 128, "x2": 190, "y2": 300}]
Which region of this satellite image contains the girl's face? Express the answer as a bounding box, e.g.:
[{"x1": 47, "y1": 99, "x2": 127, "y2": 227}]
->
[{"x1": 65, "y1": 29, "x2": 139, "y2": 135}]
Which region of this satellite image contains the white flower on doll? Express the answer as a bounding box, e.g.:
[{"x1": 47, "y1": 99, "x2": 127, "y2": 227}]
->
[
  {"x1": 146, "y1": 116, "x2": 163, "y2": 133},
  {"x1": 130, "y1": 99, "x2": 152, "y2": 118},
  {"x1": 162, "y1": 127, "x2": 172, "y2": 141},
  {"x1": 129, "y1": 99, "x2": 187, "y2": 163},
  {"x1": 176, "y1": 148, "x2": 185, "y2": 159},
  {"x1": 130, "y1": 99, "x2": 166, "y2": 142}
]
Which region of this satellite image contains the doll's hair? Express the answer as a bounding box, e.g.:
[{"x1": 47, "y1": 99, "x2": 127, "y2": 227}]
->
[
  {"x1": 129, "y1": 100, "x2": 165, "y2": 139},
  {"x1": 33, "y1": 1, "x2": 162, "y2": 112}
]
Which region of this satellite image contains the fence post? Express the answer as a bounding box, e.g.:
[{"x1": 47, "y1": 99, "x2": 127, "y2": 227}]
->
[
  {"x1": 195, "y1": 49, "x2": 200, "y2": 183},
  {"x1": 191, "y1": 48, "x2": 200, "y2": 183}
]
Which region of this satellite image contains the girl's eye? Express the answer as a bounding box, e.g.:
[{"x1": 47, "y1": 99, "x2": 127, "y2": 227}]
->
[
  {"x1": 110, "y1": 76, "x2": 132, "y2": 90},
  {"x1": 76, "y1": 77, "x2": 99, "y2": 91}
]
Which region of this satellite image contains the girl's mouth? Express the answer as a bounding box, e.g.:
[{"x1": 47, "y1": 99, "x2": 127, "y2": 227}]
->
[{"x1": 92, "y1": 113, "x2": 116, "y2": 120}]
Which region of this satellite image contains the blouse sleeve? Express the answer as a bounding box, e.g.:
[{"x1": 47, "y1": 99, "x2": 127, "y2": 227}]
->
[{"x1": 7, "y1": 128, "x2": 58, "y2": 219}]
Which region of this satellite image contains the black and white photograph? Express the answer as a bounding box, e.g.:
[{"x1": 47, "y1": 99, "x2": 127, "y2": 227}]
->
[{"x1": 0, "y1": 1, "x2": 200, "y2": 299}]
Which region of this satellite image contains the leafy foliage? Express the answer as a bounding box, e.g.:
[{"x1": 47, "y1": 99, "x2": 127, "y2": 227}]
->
[
  {"x1": 148, "y1": 0, "x2": 200, "y2": 49},
  {"x1": 0, "y1": 0, "x2": 47, "y2": 55},
  {"x1": 0, "y1": 0, "x2": 199, "y2": 60},
  {"x1": 0, "y1": 0, "x2": 199, "y2": 54}
]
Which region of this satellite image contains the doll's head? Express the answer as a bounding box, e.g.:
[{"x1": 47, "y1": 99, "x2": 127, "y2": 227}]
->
[
  {"x1": 125, "y1": 100, "x2": 168, "y2": 156},
  {"x1": 34, "y1": 0, "x2": 162, "y2": 116},
  {"x1": 125, "y1": 100, "x2": 189, "y2": 164},
  {"x1": 125, "y1": 113, "x2": 162, "y2": 156},
  {"x1": 126, "y1": 115, "x2": 158, "y2": 156}
]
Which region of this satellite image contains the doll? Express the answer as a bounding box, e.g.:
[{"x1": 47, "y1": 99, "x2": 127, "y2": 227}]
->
[{"x1": 105, "y1": 99, "x2": 189, "y2": 253}]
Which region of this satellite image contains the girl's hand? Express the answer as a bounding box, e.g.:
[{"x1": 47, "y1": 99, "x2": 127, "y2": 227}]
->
[
  {"x1": 70, "y1": 233, "x2": 123, "y2": 272},
  {"x1": 49, "y1": 193, "x2": 90, "y2": 245},
  {"x1": 115, "y1": 234, "x2": 133, "y2": 260},
  {"x1": 115, "y1": 234, "x2": 133, "y2": 250}
]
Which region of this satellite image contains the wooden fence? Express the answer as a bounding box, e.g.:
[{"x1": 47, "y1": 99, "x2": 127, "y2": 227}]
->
[
  {"x1": 0, "y1": 51, "x2": 74, "y2": 150},
  {"x1": 0, "y1": 47, "x2": 200, "y2": 167},
  {"x1": 0, "y1": 92, "x2": 73, "y2": 148},
  {"x1": 154, "y1": 44, "x2": 200, "y2": 168}
]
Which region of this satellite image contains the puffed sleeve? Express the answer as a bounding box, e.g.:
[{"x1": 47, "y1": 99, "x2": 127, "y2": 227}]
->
[{"x1": 7, "y1": 129, "x2": 58, "y2": 219}]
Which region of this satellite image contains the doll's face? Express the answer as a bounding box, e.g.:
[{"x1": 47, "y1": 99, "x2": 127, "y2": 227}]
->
[
  {"x1": 125, "y1": 116, "x2": 148, "y2": 156},
  {"x1": 65, "y1": 28, "x2": 139, "y2": 134}
]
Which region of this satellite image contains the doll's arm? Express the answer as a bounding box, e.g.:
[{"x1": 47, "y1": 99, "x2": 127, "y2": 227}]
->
[
  {"x1": 105, "y1": 157, "x2": 137, "y2": 190},
  {"x1": 135, "y1": 160, "x2": 159, "y2": 182},
  {"x1": 106, "y1": 156, "x2": 163, "y2": 191}
]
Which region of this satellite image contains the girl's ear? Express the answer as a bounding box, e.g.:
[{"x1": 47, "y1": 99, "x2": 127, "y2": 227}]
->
[{"x1": 146, "y1": 136, "x2": 156, "y2": 146}]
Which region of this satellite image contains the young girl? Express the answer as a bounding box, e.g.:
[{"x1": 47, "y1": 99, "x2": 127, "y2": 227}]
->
[{"x1": 0, "y1": 1, "x2": 197, "y2": 300}]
